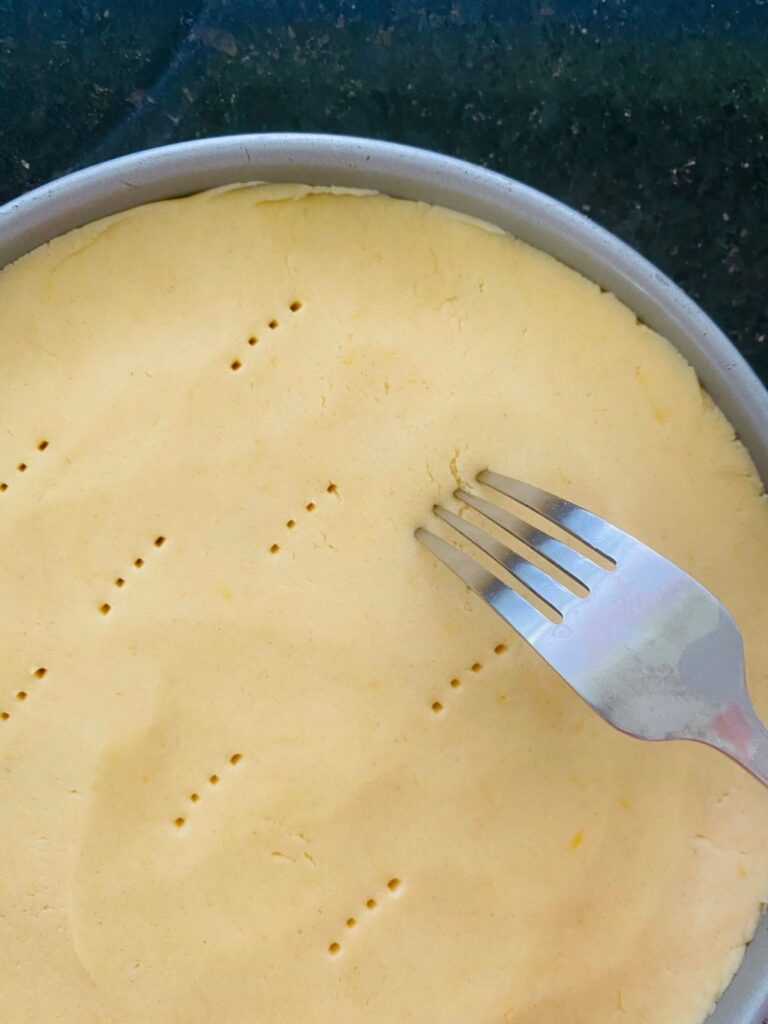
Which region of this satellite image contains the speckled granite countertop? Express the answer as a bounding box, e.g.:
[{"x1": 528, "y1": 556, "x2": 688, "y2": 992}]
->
[{"x1": 0, "y1": 0, "x2": 766, "y2": 384}]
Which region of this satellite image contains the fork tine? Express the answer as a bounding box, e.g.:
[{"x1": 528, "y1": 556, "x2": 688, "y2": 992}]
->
[
  {"x1": 456, "y1": 488, "x2": 605, "y2": 590},
  {"x1": 434, "y1": 506, "x2": 578, "y2": 617},
  {"x1": 416, "y1": 528, "x2": 551, "y2": 643},
  {"x1": 478, "y1": 470, "x2": 626, "y2": 562}
]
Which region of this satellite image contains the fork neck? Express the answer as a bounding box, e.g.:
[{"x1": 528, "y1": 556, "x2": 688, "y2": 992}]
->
[{"x1": 706, "y1": 701, "x2": 768, "y2": 789}]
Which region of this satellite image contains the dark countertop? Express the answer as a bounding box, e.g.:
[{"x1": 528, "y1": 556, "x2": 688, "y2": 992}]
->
[{"x1": 0, "y1": 0, "x2": 766, "y2": 385}]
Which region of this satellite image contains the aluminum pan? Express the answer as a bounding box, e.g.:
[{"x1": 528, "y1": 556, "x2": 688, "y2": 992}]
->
[{"x1": 0, "y1": 133, "x2": 766, "y2": 1023}]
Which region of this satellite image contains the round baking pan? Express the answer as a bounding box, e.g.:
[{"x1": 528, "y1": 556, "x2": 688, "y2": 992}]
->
[{"x1": 0, "y1": 134, "x2": 766, "y2": 1023}]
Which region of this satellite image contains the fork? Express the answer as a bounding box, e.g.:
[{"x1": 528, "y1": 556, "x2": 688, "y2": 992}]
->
[{"x1": 417, "y1": 470, "x2": 768, "y2": 788}]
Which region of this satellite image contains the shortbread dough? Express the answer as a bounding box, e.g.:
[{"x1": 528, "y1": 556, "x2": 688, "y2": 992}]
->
[{"x1": 0, "y1": 184, "x2": 767, "y2": 1024}]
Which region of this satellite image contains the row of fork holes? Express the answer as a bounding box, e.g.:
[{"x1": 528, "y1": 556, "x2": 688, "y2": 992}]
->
[
  {"x1": 0, "y1": 440, "x2": 49, "y2": 492},
  {"x1": 1, "y1": 667, "x2": 48, "y2": 720},
  {"x1": 269, "y1": 483, "x2": 338, "y2": 554},
  {"x1": 328, "y1": 878, "x2": 402, "y2": 956},
  {"x1": 173, "y1": 753, "x2": 243, "y2": 828},
  {"x1": 100, "y1": 536, "x2": 166, "y2": 615},
  {"x1": 430, "y1": 643, "x2": 508, "y2": 713},
  {"x1": 230, "y1": 300, "x2": 303, "y2": 372}
]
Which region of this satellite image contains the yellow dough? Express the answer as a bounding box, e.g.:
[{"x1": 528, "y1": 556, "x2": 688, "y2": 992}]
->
[{"x1": 1, "y1": 184, "x2": 767, "y2": 1024}]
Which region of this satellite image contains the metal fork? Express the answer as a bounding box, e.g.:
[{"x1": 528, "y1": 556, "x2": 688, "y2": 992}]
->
[{"x1": 417, "y1": 470, "x2": 768, "y2": 787}]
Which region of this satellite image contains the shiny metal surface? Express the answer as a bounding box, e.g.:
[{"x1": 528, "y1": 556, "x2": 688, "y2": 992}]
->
[
  {"x1": 0, "y1": 133, "x2": 766, "y2": 1022},
  {"x1": 420, "y1": 471, "x2": 768, "y2": 787}
]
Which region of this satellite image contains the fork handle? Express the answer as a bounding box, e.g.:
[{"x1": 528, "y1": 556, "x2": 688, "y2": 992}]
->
[{"x1": 744, "y1": 717, "x2": 768, "y2": 788}]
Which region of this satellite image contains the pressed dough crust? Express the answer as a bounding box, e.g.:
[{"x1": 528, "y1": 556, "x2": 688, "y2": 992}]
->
[{"x1": 0, "y1": 184, "x2": 767, "y2": 1024}]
